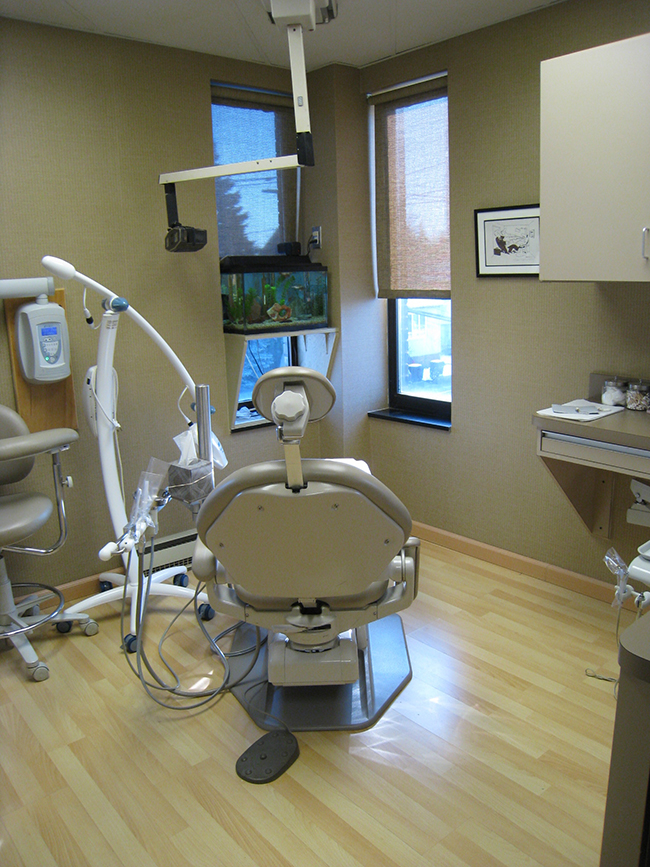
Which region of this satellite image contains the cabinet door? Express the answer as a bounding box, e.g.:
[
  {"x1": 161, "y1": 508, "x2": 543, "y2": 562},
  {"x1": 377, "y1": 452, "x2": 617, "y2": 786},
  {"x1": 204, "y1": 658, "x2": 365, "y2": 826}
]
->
[{"x1": 540, "y1": 32, "x2": 650, "y2": 282}]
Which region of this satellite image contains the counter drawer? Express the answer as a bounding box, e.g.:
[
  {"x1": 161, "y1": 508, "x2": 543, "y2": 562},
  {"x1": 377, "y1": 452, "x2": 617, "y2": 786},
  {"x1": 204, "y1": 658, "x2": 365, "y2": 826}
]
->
[{"x1": 538, "y1": 429, "x2": 650, "y2": 480}]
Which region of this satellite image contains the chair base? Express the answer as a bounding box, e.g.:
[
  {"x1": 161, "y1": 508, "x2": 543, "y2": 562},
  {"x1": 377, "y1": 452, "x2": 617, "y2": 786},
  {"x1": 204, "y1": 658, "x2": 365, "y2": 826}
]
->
[
  {"x1": 0, "y1": 576, "x2": 98, "y2": 681},
  {"x1": 65, "y1": 567, "x2": 209, "y2": 639},
  {"x1": 227, "y1": 614, "x2": 412, "y2": 732}
]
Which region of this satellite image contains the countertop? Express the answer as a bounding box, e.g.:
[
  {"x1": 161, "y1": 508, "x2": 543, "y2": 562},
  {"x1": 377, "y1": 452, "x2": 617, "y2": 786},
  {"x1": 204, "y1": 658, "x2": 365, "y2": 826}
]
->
[{"x1": 533, "y1": 407, "x2": 650, "y2": 451}]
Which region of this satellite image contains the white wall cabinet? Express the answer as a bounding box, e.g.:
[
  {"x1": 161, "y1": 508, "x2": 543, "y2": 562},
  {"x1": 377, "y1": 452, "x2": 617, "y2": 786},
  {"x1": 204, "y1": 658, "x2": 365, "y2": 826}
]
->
[{"x1": 540, "y1": 32, "x2": 650, "y2": 282}]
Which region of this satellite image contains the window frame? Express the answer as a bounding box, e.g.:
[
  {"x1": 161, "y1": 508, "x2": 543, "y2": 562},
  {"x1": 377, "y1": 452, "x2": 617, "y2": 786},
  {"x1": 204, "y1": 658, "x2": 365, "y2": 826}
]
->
[
  {"x1": 387, "y1": 299, "x2": 451, "y2": 425},
  {"x1": 368, "y1": 73, "x2": 452, "y2": 428}
]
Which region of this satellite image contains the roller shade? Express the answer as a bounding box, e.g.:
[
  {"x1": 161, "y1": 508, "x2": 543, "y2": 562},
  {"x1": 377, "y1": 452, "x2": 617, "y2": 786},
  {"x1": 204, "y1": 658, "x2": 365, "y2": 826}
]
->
[{"x1": 370, "y1": 74, "x2": 450, "y2": 299}]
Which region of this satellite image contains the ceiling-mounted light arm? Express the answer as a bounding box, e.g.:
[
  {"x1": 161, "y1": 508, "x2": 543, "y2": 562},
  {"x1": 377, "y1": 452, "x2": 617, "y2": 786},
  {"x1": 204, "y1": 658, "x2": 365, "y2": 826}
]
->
[
  {"x1": 268, "y1": 0, "x2": 321, "y2": 165},
  {"x1": 159, "y1": 0, "x2": 337, "y2": 187},
  {"x1": 164, "y1": 183, "x2": 180, "y2": 227},
  {"x1": 285, "y1": 23, "x2": 313, "y2": 165},
  {"x1": 159, "y1": 154, "x2": 300, "y2": 186},
  {"x1": 162, "y1": 182, "x2": 207, "y2": 251}
]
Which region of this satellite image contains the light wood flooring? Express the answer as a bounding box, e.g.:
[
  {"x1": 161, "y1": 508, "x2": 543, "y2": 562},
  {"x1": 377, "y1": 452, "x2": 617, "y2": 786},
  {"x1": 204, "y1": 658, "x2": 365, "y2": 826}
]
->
[{"x1": 0, "y1": 541, "x2": 632, "y2": 867}]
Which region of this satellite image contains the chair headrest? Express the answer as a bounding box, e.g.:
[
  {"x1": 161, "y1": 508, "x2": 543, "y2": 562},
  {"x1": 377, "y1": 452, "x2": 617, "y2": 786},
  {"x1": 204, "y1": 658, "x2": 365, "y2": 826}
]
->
[{"x1": 252, "y1": 367, "x2": 336, "y2": 425}]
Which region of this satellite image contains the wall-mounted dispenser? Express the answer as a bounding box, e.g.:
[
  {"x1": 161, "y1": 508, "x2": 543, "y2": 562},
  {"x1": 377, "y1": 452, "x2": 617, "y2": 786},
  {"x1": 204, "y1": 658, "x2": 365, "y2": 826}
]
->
[{"x1": 15, "y1": 294, "x2": 71, "y2": 384}]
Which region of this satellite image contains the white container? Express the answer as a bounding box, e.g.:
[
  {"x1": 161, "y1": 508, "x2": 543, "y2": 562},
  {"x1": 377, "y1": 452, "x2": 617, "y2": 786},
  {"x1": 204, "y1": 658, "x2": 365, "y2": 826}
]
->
[{"x1": 601, "y1": 379, "x2": 627, "y2": 406}]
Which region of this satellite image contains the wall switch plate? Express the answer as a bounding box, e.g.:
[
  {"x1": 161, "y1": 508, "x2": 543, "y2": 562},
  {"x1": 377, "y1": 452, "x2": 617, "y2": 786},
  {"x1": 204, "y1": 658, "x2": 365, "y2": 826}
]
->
[{"x1": 310, "y1": 226, "x2": 322, "y2": 249}]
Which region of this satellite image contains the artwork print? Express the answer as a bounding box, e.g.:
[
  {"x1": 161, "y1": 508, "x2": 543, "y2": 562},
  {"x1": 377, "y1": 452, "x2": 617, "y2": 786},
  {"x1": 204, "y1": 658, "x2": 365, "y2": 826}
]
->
[{"x1": 475, "y1": 206, "x2": 540, "y2": 276}]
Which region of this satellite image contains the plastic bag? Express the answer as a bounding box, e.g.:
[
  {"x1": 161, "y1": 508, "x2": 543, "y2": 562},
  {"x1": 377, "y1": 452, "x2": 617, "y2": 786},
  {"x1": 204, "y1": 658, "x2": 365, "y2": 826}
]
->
[
  {"x1": 173, "y1": 425, "x2": 227, "y2": 470},
  {"x1": 604, "y1": 547, "x2": 631, "y2": 608}
]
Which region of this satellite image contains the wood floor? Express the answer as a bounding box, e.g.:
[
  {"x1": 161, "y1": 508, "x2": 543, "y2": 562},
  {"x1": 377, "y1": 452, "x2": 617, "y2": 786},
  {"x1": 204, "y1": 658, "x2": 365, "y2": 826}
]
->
[{"x1": 0, "y1": 541, "x2": 631, "y2": 867}]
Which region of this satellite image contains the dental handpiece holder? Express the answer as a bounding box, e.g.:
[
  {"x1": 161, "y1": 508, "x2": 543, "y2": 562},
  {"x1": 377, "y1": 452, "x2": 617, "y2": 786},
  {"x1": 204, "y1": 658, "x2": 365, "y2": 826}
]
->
[
  {"x1": 605, "y1": 544, "x2": 650, "y2": 611},
  {"x1": 99, "y1": 460, "x2": 170, "y2": 562}
]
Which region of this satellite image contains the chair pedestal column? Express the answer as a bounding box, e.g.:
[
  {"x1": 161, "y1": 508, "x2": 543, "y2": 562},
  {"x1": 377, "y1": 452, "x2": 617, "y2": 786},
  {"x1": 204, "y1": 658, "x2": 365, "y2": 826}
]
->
[
  {"x1": 0, "y1": 556, "x2": 98, "y2": 681},
  {"x1": 0, "y1": 557, "x2": 48, "y2": 679}
]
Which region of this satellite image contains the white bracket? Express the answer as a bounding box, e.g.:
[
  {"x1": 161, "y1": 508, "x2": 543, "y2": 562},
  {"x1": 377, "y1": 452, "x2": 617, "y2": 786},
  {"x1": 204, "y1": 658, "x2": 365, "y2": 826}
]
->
[
  {"x1": 159, "y1": 0, "x2": 331, "y2": 185},
  {"x1": 159, "y1": 154, "x2": 300, "y2": 186}
]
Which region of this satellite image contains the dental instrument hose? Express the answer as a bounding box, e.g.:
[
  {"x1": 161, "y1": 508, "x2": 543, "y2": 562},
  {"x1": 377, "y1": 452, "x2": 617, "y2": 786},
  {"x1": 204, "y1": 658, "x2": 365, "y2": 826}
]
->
[{"x1": 119, "y1": 533, "x2": 263, "y2": 711}]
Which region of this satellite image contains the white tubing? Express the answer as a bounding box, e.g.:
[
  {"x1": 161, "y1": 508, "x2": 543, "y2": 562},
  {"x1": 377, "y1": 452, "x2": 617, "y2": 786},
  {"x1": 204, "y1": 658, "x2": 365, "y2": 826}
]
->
[{"x1": 95, "y1": 310, "x2": 130, "y2": 538}]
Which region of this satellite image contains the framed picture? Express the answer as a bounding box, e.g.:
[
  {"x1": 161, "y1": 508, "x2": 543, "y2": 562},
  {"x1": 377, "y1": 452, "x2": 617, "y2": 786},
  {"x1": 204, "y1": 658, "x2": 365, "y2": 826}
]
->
[{"x1": 475, "y1": 205, "x2": 540, "y2": 276}]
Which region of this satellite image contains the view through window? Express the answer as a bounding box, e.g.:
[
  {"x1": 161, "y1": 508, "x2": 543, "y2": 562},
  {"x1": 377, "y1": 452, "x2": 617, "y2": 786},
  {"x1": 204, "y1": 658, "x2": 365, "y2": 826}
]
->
[
  {"x1": 211, "y1": 86, "x2": 297, "y2": 256},
  {"x1": 395, "y1": 298, "x2": 451, "y2": 403},
  {"x1": 211, "y1": 85, "x2": 298, "y2": 426}
]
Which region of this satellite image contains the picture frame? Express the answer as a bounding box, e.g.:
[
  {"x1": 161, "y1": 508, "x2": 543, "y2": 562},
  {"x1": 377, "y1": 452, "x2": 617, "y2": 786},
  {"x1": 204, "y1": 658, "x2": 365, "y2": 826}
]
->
[{"x1": 475, "y1": 204, "x2": 540, "y2": 276}]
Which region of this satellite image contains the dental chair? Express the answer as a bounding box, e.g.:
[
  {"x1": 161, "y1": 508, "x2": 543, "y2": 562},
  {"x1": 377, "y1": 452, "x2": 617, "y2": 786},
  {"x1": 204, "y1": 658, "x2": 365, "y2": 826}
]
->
[
  {"x1": 0, "y1": 404, "x2": 97, "y2": 681},
  {"x1": 193, "y1": 367, "x2": 419, "y2": 731}
]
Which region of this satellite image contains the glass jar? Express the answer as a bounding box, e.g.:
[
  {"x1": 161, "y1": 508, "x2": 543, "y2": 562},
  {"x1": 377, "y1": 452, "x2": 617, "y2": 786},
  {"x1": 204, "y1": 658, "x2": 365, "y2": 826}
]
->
[
  {"x1": 626, "y1": 381, "x2": 650, "y2": 411},
  {"x1": 601, "y1": 378, "x2": 627, "y2": 406}
]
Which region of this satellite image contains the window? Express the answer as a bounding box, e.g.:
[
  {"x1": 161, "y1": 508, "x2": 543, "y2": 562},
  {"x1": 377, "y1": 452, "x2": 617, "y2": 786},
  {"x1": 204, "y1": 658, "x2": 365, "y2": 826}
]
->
[
  {"x1": 235, "y1": 336, "x2": 292, "y2": 427},
  {"x1": 211, "y1": 83, "x2": 298, "y2": 256},
  {"x1": 211, "y1": 83, "x2": 300, "y2": 425},
  {"x1": 388, "y1": 298, "x2": 451, "y2": 416},
  {"x1": 370, "y1": 76, "x2": 451, "y2": 425}
]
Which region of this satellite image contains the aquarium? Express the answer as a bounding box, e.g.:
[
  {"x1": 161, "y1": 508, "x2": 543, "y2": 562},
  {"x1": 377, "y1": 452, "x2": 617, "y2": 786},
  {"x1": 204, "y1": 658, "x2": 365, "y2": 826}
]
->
[{"x1": 221, "y1": 256, "x2": 328, "y2": 334}]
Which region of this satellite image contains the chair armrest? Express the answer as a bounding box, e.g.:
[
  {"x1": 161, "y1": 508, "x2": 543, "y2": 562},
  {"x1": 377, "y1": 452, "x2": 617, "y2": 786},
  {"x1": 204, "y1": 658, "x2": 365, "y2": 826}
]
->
[
  {"x1": 191, "y1": 538, "x2": 217, "y2": 580},
  {"x1": 0, "y1": 428, "x2": 79, "y2": 462}
]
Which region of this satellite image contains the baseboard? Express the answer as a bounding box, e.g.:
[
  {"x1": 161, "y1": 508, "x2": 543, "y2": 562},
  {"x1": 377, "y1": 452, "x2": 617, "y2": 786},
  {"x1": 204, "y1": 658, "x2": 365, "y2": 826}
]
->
[
  {"x1": 60, "y1": 523, "x2": 622, "y2": 610},
  {"x1": 57, "y1": 568, "x2": 125, "y2": 604},
  {"x1": 412, "y1": 521, "x2": 623, "y2": 607}
]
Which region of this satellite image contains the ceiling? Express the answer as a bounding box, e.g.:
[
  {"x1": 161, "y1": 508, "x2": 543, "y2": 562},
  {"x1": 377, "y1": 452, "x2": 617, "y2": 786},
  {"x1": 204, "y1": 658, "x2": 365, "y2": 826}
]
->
[{"x1": 0, "y1": 0, "x2": 564, "y2": 70}]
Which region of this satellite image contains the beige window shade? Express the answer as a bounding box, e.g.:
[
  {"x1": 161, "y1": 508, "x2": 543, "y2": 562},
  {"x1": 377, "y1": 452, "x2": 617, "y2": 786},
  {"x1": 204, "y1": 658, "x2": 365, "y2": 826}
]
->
[{"x1": 370, "y1": 76, "x2": 450, "y2": 299}]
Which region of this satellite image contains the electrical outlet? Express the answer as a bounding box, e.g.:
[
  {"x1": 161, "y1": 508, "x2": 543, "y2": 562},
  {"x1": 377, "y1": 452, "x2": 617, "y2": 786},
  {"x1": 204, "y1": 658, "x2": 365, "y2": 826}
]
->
[{"x1": 310, "y1": 226, "x2": 322, "y2": 249}]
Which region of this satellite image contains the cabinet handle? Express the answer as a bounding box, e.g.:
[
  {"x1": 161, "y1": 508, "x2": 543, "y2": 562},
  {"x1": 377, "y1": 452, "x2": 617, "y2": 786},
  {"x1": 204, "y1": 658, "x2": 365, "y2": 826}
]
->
[{"x1": 644, "y1": 227, "x2": 650, "y2": 260}]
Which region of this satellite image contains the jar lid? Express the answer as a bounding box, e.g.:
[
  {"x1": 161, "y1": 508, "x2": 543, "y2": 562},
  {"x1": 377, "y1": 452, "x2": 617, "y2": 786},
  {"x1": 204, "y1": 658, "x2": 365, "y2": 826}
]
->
[
  {"x1": 604, "y1": 380, "x2": 624, "y2": 387},
  {"x1": 629, "y1": 381, "x2": 649, "y2": 392}
]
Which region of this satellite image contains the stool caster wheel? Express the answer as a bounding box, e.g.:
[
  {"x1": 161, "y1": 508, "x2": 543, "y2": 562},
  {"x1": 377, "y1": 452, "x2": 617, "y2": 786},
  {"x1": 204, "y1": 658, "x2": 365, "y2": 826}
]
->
[
  {"x1": 123, "y1": 634, "x2": 138, "y2": 653},
  {"x1": 30, "y1": 662, "x2": 50, "y2": 682},
  {"x1": 198, "y1": 603, "x2": 215, "y2": 621},
  {"x1": 173, "y1": 573, "x2": 189, "y2": 587},
  {"x1": 24, "y1": 605, "x2": 40, "y2": 617},
  {"x1": 84, "y1": 620, "x2": 99, "y2": 636},
  {"x1": 56, "y1": 621, "x2": 73, "y2": 634},
  {"x1": 99, "y1": 580, "x2": 113, "y2": 592}
]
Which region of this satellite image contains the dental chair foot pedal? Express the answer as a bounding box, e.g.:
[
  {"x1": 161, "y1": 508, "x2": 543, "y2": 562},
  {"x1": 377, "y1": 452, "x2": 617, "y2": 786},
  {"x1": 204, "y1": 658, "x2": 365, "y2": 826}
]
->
[{"x1": 236, "y1": 730, "x2": 299, "y2": 784}]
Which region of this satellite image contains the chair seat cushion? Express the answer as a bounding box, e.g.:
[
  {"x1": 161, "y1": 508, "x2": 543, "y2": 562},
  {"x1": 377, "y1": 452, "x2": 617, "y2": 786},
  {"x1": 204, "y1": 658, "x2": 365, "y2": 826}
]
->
[{"x1": 0, "y1": 492, "x2": 53, "y2": 548}]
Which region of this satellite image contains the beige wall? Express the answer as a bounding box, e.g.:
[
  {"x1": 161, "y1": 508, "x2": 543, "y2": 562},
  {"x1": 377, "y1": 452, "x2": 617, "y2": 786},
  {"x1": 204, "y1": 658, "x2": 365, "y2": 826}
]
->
[
  {"x1": 2, "y1": 0, "x2": 650, "y2": 590},
  {"x1": 0, "y1": 20, "x2": 320, "y2": 584},
  {"x1": 301, "y1": 65, "x2": 387, "y2": 462},
  {"x1": 361, "y1": 0, "x2": 650, "y2": 581}
]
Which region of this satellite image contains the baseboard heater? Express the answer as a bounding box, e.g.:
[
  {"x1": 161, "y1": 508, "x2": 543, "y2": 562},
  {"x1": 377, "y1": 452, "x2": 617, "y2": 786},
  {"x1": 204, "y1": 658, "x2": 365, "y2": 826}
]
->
[{"x1": 140, "y1": 529, "x2": 198, "y2": 576}]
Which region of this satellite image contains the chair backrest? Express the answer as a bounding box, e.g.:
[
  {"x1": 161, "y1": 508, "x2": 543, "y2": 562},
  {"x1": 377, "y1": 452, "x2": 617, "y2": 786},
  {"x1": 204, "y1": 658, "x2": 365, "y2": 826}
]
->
[
  {"x1": 0, "y1": 405, "x2": 35, "y2": 485},
  {"x1": 197, "y1": 459, "x2": 412, "y2": 602}
]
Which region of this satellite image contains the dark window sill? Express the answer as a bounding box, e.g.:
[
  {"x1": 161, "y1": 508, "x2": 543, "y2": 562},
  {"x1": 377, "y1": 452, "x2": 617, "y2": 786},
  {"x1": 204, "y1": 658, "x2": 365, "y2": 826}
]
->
[{"x1": 368, "y1": 408, "x2": 451, "y2": 431}]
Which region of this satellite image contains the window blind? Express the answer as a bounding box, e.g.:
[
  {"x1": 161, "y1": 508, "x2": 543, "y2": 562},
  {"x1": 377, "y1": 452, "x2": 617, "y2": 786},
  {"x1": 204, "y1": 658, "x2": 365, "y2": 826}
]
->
[
  {"x1": 370, "y1": 74, "x2": 450, "y2": 299},
  {"x1": 211, "y1": 83, "x2": 297, "y2": 256}
]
